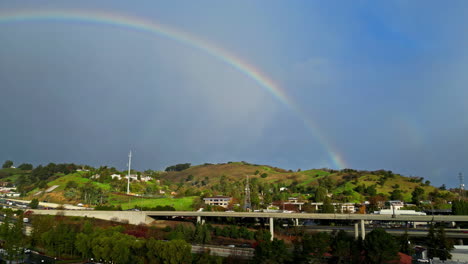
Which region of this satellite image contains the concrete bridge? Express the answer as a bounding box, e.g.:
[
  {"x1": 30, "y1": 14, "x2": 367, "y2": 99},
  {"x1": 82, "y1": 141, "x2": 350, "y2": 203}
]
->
[{"x1": 30, "y1": 210, "x2": 468, "y2": 240}]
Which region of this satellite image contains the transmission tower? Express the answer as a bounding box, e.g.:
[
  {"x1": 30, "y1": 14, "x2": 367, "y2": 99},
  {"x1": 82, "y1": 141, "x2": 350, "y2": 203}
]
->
[
  {"x1": 459, "y1": 172, "x2": 464, "y2": 200},
  {"x1": 244, "y1": 175, "x2": 251, "y2": 211}
]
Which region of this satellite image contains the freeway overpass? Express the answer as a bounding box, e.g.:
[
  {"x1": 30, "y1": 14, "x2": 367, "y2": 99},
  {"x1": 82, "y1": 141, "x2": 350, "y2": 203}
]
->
[{"x1": 30, "y1": 210, "x2": 468, "y2": 240}]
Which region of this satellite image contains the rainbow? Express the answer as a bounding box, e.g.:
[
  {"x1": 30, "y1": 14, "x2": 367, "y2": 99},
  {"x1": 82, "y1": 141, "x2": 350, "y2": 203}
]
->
[{"x1": 0, "y1": 9, "x2": 347, "y2": 169}]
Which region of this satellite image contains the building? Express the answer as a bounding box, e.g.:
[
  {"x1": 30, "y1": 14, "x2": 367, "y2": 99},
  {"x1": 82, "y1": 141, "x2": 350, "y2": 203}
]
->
[
  {"x1": 373, "y1": 209, "x2": 426, "y2": 216},
  {"x1": 203, "y1": 196, "x2": 232, "y2": 208},
  {"x1": 387, "y1": 200, "x2": 405, "y2": 210},
  {"x1": 309, "y1": 202, "x2": 356, "y2": 213},
  {"x1": 111, "y1": 174, "x2": 122, "y2": 180},
  {"x1": 111, "y1": 174, "x2": 152, "y2": 182}
]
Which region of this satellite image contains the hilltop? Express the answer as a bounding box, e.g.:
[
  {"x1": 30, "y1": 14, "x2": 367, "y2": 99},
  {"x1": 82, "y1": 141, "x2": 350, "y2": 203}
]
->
[
  {"x1": 0, "y1": 161, "x2": 458, "y2": 210},
  {"x1": 160, "y1": 161, "x2": 449, "y2": 203}
]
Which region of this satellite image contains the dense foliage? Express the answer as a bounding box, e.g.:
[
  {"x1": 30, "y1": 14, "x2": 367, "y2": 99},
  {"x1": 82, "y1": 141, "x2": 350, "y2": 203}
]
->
[{"x1": 165, "y1": 163, "x2": 191, "y2": 172}]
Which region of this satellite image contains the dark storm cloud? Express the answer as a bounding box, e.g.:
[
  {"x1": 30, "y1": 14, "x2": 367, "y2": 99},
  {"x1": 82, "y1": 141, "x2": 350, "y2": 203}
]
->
[{"x1": 1, "y1": 1, "x2": 468, "y2": 187}]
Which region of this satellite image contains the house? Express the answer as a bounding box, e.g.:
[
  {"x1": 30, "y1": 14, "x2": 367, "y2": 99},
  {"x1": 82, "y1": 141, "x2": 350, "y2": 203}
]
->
[
  {"x1": 271, "y1": 201, "x2": 301, "y2": 212},
  {"x1": 140, "y1": 176, "x2": 153, "y2": 182},
  {"x1": 111, "y1": 174, "x2": 122, "y2": 180},
  {"x1": 387, "y1": 200, "x2": 405, "y2": 210},
  {"x1": 3, "y1": 192, "x2": 20, "y2": 197},
  {"x1": 309, "y1": 202, "x2": 356, "y2": 213},
  {"x1": 339, "y1": 203, "x2": 356, "y2": 213},
  {"x1": 203, "y1": 196, "x2": 232, "y2": 208},
  {"x1": 279, "y1": 187, "x2": 288, "y2": 192},
  {"x1": 125, "y1": 174, "x2": 139, "y2": 181},
  {"x1": 111, "y1": 174, "x2": 152, "y2": 182}
]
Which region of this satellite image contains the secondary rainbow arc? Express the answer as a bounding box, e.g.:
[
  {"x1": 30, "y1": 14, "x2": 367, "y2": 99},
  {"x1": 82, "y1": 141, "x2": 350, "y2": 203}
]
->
[{"x1": 0, "y1": 9, "x2": 347, "y2": 169}]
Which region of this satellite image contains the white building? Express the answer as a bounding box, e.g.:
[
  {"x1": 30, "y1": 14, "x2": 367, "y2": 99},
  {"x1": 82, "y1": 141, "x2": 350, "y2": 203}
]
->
[
  {"x1": 111, "y1": 174, "x2": 152, "y2": 182},
  {"x1": 309, "y1": 202, "x2": 356, "y2": 213},
  {"x1": 373, "y1": 209, "x2": 426, "y2": 215},
  {"x1": 111, "y1": 174, "x2": 122, "y2": 180},
  {"x1": 203, "y1": 196, "x2": 232, "y2": 208},
  {"x1": 387, "y1": 200, "x2": 405, "y2": 210}
]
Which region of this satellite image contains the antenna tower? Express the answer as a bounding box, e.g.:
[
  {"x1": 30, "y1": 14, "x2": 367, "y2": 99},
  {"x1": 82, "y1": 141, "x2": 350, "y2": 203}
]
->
[
  {"x1": 244, "y1": 175, "x2": 251, "y2": 211},
  {"x1": 127, "y1": 151, "x2": 132, "y2": 195},
  {"x1": 459, "y1": 172, "x2": 464, "y2": 200}
]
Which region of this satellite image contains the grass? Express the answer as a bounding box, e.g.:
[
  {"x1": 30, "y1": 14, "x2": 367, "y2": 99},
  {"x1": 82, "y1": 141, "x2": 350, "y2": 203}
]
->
[
  {"x1": 108, "y1": 195, "x2": 196, "y2": 210},
  {"x1": 296, "y1": 170, "x2": 330, "y2": 187},
  {"x1": 0, "y1": 167, "x2": 30, "y2": 183},
  {"x1": 46, "y1": 172, "x2": 111, "y2": 192}
]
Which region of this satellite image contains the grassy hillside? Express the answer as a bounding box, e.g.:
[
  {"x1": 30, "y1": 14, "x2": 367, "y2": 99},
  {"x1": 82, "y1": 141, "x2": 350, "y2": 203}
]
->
[
  {"x1": 8, "y1": 161, "x2": 455, "y2": 208},
  {"x1": 159, "y1": 162, "x2": 443, "y2": 203},
  {"x1": 0, "y1": 167, "x2": 30, "y2": 183}
]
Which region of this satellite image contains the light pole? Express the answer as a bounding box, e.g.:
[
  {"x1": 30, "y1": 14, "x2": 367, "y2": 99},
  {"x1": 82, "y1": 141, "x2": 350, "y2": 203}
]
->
[{"x1": 127, "y1": 151, "x2": 132, "y2": 195}]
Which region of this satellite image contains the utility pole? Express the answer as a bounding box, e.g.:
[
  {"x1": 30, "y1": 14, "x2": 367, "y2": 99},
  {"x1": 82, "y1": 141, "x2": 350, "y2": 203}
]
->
[
  {"x1": 244, "y1": 175, "x2": 251, "y2": 211},
  {"x1": 127, "y1": 151, "x2": 132, "y2": 195},
  {"x1": 459, "y1": 172, "x2": 464, "y2": 201}
]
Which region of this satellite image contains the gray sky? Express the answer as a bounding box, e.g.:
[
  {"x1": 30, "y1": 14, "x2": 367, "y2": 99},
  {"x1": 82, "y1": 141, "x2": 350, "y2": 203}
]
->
[{"x1": 1, "y1": 1, "x2": 467, "y2": 187}]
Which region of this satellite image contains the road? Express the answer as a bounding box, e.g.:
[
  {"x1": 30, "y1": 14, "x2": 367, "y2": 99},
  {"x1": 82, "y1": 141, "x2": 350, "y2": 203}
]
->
[
  {"x1": 304, "y1": 225, "x2": 468, "y2": 238},
  {"x1": 29, "y1": 209, "x2": 468, "y2": 225}
]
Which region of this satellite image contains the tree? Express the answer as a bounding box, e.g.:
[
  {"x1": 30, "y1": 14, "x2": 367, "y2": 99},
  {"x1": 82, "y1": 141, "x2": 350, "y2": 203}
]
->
[
  {"x1": 302, "y1": 232, "x2": 331, "y2": 263},
  {"x1": 254, "y1": 238, "x2": 290, "y2": 264},
  {"x1": 29, "y1": 198, "x2": 39, "y2": 209},
  {"x1": 426, "y1": 223, "x2": 437, "y2": 259},
  {"x1": 322, "y1": 197, "x2": 335, "y2": 213},
  {"x1": 314, "y1": 187, "x2": 327, "y2": 202},
  {"x1": 399, "y1": 231, "x2": 414, "y2": 256},
  {"x1": 0, "y1": 211, "x2": 25, "y2": 262},
  {"x1": 193, "y1": 224, "x2": 211, "y2": 244},
  {"x1": 165, "y1": 163, "x2": 191, "y2": 172},
  {"x1": 435, "y1": 225, "x2": 454, "y2": 260},
  {"x1": 18, "y1": 163, "x2": 33, "y2": 170},
  {"x1": 331, "y1": 230, "x2": 353, "y2": 264},
  {"x1": 363, "y1": 228, "x2": 399, "y2": 263},
  {"x1": 412, "y1": 187, "x2": 425, "y2": 205},
  {"x1": 146, "y1": 239, "x2": 192, "y2": 264},
  {"x1": 452, "y1": 200, "x2": 468, "y2": 215},
  {"x1": 65, "y1": 180, "x2": 78, "y2": 189},
  {"x1": 2, "y1": 160, "x2": 13, "y2": 168},
  {"x1": 390, "y1": 189, "x2": 404, "y2": 201}
]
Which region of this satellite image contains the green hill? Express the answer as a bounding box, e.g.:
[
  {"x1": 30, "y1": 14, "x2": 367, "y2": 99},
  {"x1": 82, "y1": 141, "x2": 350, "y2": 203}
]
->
[{"x1": 3, "y1": 161, "x2": 457, "y2": 209}]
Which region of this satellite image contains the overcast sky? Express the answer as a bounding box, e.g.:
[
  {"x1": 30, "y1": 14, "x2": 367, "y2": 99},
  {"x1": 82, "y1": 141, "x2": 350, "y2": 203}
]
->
[{"x1": 1, "y1": 1, "x2": 467, "y2": 187}]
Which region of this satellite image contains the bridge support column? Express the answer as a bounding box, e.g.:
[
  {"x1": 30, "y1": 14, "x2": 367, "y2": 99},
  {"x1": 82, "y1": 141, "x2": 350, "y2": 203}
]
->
[
  {"x1": 360, "y1": 219, "x2": 365, "y2": 239},
  {"x1": 458, "y1": 226, "x2": 464, "y2": 245},
  {"x1": 269, "y1": 217, "x2": 274, "y2": 241},
  {"x1": 197, "y1": 216, "x2": 201, "y2": 224},
  {"x1": 294, "y1": 219, "x2": 299, "y2": 226},
  {"x1": 354, "y1": 223, "x2": 359, "y2": 240}
]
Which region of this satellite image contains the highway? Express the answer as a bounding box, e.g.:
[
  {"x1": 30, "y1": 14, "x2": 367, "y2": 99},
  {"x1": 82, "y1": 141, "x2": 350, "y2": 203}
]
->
[
  {"x1": 29, "y1": 210, "x2": 468, "y2": 224},
  {"x1": 143, "y1": 211, "x2": 468, "y2": 222},
  {"x1": 303, "y1": 226, "x2": 468, "y2": 238}
]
